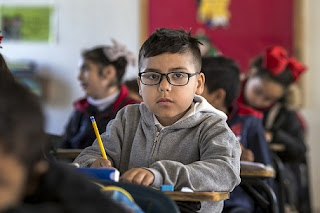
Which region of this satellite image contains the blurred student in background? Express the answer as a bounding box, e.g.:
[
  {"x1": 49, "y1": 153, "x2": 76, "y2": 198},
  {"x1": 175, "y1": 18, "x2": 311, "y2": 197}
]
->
[
  {"x1": 61, "y1": 39, "x2": 139, "y2": 149},
  {"x1": 238, "y1": 45, "x2": 310, "y2": 212},
  {"x1": 201, "y1": 56, "x2": 272, "y2": 213},
  {"x1": 0, "y1": 55, "x2": 127, "y2": 213}
]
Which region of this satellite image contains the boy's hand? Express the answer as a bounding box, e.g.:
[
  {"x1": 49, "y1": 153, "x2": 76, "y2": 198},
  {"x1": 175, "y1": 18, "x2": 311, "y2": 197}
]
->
[
  {"x1": 120, "y1": 168, "x2": 154, "y2": 186},
  {"x1": 265, "y1": 131, "x2": 273, "y2": 143},
  {"x1": 90, "y1": 157, "x2": 112, "y2": 168},
  {"x1": 240, "y1": 148, "x2": 255, "y2": 162}
]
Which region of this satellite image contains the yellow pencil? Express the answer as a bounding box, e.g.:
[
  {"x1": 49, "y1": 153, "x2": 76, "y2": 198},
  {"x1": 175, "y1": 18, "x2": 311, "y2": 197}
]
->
[{"x1": 90, "y1": 116, "x2": 108, "y2": 160}]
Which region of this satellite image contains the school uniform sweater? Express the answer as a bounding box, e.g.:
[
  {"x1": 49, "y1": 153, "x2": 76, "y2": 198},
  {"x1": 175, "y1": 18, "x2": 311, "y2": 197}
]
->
[
  {"x1": 61, "y1": 85, "x2": 137, "y2": 149},
  {"x1": 74, "y1": 95, "x2": 241, "y2": 213},
  {"x1": 224, "y1": 103, "x2": 273, "y2": 212}
]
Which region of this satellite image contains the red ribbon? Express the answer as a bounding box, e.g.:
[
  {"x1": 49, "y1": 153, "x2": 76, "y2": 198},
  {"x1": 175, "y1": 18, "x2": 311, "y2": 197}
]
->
[{"x1": 263, "y1": 45, "x2": 307, "y2": 82}]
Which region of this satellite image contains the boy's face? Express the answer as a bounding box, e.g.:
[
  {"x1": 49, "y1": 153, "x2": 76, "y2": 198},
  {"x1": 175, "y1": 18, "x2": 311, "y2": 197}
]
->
[
  {"x1": 0, "y1": 148, "x2": 27, "y2": 211},
  {"x1": 138, "y1": 52, "x2": 204, "y2": 126},
  {"x1": 78, "y1": 59, "x2": 112, "y2": 99}
]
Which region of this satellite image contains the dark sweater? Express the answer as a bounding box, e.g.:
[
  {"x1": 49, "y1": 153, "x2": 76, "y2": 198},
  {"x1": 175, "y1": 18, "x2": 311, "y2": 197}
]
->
[{"x1": 4, "y1": 162, "x2": 127, "y2": 213}]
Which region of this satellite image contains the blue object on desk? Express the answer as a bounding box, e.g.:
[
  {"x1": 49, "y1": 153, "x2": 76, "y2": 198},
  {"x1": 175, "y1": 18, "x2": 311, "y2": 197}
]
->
[
  {"x1": 77, "y1": 167, "x2": 120, "y2": 182},
  {"x1": 160, "y1": 185, "x2": 174, "y2": 191}
]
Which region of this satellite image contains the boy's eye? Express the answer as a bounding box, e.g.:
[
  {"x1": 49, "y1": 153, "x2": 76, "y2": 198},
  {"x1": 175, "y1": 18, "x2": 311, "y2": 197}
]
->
[
  {"x1": 145, "y1": 73, "x2": 160, "y2": 80},
  {"x1": 171, "y1": 72, "x2": 187, "y2": 79}
]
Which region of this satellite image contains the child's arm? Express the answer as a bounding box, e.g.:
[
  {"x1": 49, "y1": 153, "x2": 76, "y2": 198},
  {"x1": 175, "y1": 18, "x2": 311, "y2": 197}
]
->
[
  {"x1": 73, "y1": 132, "x2": 114, "y2": 167},
  {"x1": 147, "y1": 121, "x2": 241, "y2": 192}
]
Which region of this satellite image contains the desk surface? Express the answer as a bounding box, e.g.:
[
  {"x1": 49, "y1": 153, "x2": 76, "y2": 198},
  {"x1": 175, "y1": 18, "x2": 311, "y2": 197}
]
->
[
  {"x1": 269, "y1": 143, "x2": 285, "y2": 152},
  {"x1": 54, "y1": 148, "x2": 83, "y2": 159},
  {"x1": 240, "y1": 161, "x2": 275, "y2": 178},
  {"x1": 164, "y1": 191, "x2": 229, "y2": 202}
]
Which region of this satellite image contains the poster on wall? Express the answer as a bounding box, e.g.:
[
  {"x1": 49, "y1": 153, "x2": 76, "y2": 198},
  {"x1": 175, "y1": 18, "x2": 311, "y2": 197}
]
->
[
  {"x1": 0, "y1": 5, "x2": 54, "y2": 42},
  {"x1": 196, "y1": 0, "x2": 231, "y2": 28}
]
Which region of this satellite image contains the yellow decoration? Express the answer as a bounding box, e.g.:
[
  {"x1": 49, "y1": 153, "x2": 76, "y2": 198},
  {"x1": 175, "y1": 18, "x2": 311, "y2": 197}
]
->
[{"x1": 197, "y1": 0, "x2": 231, "y2": 27}]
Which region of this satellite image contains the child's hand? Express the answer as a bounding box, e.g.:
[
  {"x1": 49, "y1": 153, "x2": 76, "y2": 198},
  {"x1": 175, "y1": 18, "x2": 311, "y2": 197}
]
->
[
  {"x1": 265, "y1": 131, "x2": 273, "y2": 143},
  {"x1": 90, "y1": 157, "x2": 112, "y2": 168},
  {"x1": 240, "y1": 148, "x2": 255, "y2": 162},
  {"x1": 120, "y1": 168, "x2": 154, "y2": 186}
]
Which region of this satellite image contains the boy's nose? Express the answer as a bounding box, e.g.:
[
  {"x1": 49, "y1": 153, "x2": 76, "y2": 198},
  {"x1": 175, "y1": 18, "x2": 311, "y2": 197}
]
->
[{"x1": 158, "y1": 75, "x2": 171, "y2": 92}]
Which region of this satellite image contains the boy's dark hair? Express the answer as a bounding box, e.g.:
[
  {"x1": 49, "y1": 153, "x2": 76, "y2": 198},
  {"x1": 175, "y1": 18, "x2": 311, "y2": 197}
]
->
[
  {"x1": 0, "y1": 77, "x2": 46, "y2": 171},
  {"x1": 202, "y1": 56, "x2": 241, "y2": 109},
  {"x1": 82, "y1": 46, "x2": 128, "y2": 84},
  {"x1": 251, "y1": 56, "x2": 293, "y2": 88},
  {"x1": 138, "y1": 28, "x2": 202, "y2": 72}
]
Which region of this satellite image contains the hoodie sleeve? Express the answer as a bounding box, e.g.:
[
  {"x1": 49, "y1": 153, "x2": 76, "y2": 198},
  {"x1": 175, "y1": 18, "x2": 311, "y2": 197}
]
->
[{"x1": 148, "y1": 119, "x2": 241, "y2": 193}]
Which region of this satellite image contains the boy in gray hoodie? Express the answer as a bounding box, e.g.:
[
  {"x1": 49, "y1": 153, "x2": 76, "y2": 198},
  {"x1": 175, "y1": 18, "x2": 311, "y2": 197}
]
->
[{"x1": 74, "y1": 28, "x2": 241, "y2": 213}]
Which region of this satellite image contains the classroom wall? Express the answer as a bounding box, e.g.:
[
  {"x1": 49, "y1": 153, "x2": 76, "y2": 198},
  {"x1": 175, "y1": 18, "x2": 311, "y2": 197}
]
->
[
  {"x1": 1, "y1": 1, "x2": 320, "y2": 211},
  {"x1": 303, "y1": 1, "x2": 320, "y2": 212},
  {"x1": 1, "y1": 0, "x2": 140, "y2": 135}
]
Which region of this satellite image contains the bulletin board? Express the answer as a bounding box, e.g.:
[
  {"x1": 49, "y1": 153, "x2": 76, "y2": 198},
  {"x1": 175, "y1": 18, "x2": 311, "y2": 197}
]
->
[
  {"x1": 143, "y1": 0, "x2": 296, "y2": 72},
  {"x1": 0, "y1": 5, "x2": 54, "y2": 42}
]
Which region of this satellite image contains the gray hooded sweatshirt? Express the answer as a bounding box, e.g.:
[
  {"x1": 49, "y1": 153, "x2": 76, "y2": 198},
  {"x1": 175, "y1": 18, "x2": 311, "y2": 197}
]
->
[{"x1": 74, "y1": 95, "x2": 241, "y2": 213}]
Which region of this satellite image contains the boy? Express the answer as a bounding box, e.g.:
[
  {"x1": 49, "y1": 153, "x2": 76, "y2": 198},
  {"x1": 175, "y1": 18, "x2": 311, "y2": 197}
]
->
[
  {"x1": 0, "y1": 58, "x2": 127, "y2": 212},
  {"x1": 201, "y1": 56, "x2": 272, "y2": 213},
  {"x1": 74, "y1": 28, "x2": 241, "y2": 213}
]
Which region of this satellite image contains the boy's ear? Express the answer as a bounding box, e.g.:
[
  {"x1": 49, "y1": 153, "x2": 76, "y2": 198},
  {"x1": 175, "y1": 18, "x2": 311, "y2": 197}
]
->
[
  {"x1": 137, "y1": 77, "x2": 142, "y2": 96},
  {"x1": 213, "y1": 88, "x2": 226, "y2": 105},
  {"x1": 195, "y1": 72, "x2": 205, "y2": 95}
]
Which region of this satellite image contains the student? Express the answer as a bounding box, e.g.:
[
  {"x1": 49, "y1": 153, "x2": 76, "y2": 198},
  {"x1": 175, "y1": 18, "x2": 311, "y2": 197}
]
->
[
  {"x1": 61, "y1": 39, "x2": 138, "y2": 149},
  {"x1": 238, "y1": 45, "x2": 309, "y2": 212},
  {"x1": 201, "y1": 56, "x2": 273, "y2": 213},
  {"x1": 0, "y1": 60, "x2": 127, "y2": 212},
  {"x1": 74, "y1": 28, "x2": 241, "y2": 213}
]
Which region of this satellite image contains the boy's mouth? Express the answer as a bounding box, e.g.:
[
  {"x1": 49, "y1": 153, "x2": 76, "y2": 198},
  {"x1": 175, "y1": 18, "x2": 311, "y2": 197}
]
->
[{"x1": 157, "y1": 98, "x2": 173, "y2": 104}]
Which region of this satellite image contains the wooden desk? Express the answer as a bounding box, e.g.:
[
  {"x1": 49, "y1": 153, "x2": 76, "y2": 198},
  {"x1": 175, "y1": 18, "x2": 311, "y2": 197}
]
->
[
  {"x1": 240, "y1": 161, "x2": 275, "y2": 178},
  {"x1": 164, "y1": 191, "x2": 229, "y2": 202},
  {"x1": 54, "y1": 148, "x2": 83, "y2": 159},
  {"x1": 269, "y1": 143, "x2": 285, "y2": 152}
]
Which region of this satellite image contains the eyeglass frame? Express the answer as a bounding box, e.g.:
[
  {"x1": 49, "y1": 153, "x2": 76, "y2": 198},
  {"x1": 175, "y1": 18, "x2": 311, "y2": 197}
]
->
[{"x1": 138, "y1": 71, "x2": 200, "y2": 86}]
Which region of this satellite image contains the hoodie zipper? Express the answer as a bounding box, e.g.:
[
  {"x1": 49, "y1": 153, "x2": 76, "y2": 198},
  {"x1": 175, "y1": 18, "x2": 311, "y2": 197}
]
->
[{"x1": 149, "y1": 130, "x2": 160, "y2": 165}]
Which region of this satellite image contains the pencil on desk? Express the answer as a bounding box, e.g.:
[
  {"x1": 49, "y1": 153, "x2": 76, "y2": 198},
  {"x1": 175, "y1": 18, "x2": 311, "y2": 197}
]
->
[{"x1": 90, "y1": 116, "x2": 108, "y2": 160}]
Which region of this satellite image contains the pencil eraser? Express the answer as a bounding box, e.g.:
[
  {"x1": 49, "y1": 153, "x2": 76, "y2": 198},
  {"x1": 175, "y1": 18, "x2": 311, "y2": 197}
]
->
[
  {"x1": 160, "y1": 185, "x2": 174, "y2": 191},
  {"x1": 90, "y1": 116, "x2": 95, "y2": 122}
]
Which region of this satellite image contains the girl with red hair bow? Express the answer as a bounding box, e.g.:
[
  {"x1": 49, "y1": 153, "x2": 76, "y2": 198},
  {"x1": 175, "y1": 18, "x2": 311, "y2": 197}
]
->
[{"x1": 238, "y1": 45, "x2": 311, "y2": 213}]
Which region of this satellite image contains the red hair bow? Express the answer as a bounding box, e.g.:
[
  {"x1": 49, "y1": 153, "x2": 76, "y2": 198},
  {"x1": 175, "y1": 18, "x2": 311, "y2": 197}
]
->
[{"x1": 263, "y1": 45, "x2": 307, "y2": 82}]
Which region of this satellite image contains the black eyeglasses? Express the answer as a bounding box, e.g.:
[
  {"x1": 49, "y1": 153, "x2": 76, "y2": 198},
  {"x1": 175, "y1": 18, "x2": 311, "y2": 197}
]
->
[{"x1": 138, "y1": 71, "x2": 200, "y2": 86}]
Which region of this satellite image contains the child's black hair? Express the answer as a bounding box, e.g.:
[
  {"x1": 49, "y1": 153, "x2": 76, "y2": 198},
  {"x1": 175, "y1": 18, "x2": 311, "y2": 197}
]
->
[
  {"x1": 251, "y1": 56, "x2": 293, "y2": 88},
  {"x1": 0, "y1": 58, "x2": 45, "y2": 171},
  {"x1": 82, "y1": 46, "x2": 128, "y2": 84},
  {"x1": 0, "y1": 54, "x2": 15, "y2": 84},
  {"x1": 138, "y1": 28, "x2": 202, "y2": 72},
  {"x1": 202, "y1": 56, "x2": 241, "y2": 109}
]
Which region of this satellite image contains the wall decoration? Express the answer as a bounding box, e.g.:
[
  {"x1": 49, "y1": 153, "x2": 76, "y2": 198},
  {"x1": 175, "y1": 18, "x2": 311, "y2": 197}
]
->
[
  {"x1": 197, "y1": 0, "x2": 231, "y2": 28},
  {"x1": 0, "y1": 5, "x2": 54, "y2": 42}
]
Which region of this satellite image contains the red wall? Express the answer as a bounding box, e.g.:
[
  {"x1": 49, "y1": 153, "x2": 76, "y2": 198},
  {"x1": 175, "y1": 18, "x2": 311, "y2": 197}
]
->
[{"x1": 148, "y1": 0, "x2": 294, "y2": 71}]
